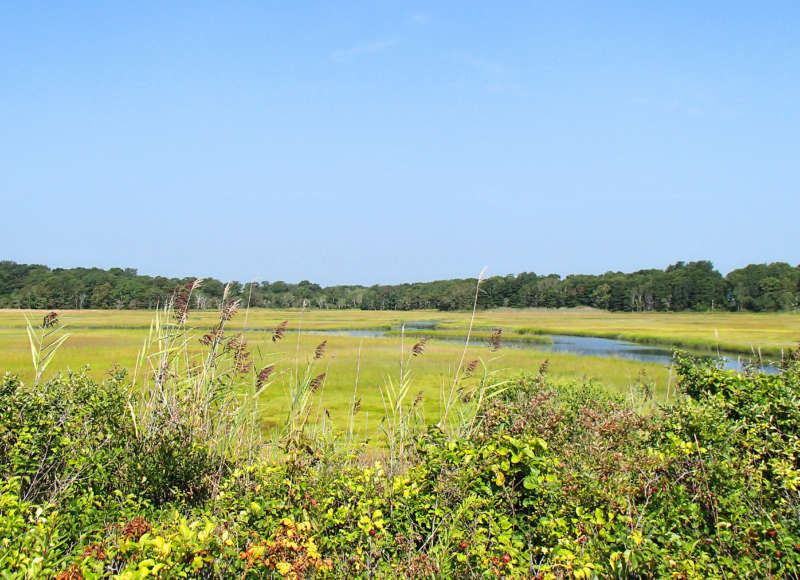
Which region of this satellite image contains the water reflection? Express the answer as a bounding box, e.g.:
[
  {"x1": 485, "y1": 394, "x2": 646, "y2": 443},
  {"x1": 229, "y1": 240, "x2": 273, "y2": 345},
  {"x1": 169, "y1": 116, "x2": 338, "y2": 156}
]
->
[
  {"x1": 539, "y1": 335, "x2": 779, "y2": 374},
  {"x1": 294, "y1": 329, "x2": 780, "y2": 374}
]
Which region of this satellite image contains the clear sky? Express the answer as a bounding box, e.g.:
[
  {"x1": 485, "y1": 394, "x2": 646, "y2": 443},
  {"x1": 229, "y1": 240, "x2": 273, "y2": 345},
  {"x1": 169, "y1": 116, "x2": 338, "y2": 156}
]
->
[{"x1": 2, "y1": 2, "x2": 798, "y2": 285}]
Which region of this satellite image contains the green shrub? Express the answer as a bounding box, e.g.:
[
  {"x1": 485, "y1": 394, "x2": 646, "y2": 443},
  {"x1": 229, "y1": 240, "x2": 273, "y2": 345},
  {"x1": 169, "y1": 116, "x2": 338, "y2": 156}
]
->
[
  {"x1": 0, "y1": 369, "x2": 130, "y2": 504},
  {"x1": 3, "y1": 355, "x2": 800, "y2": 578}
]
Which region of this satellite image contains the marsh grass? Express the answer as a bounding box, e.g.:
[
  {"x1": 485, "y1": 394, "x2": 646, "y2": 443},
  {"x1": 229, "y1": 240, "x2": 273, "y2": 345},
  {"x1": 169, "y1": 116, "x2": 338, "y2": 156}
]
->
[
  {"x1": 0, "y1": 326, "x2": 677, "y2": 429},
  {"x1": 7, "y1": 303, "x2": 793, "y2": 434},
  {"x1": 128, "y1": 282, "x2": 269, "y2": 462},
  {"x1": 2, "y1": 306, "x2": 795, "y2": 352}
]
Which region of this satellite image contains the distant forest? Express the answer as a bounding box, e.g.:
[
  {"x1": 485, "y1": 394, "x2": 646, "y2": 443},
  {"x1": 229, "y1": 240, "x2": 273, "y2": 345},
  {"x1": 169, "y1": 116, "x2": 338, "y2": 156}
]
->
[{"x1": 1, "y1": 260, "x2": 798, "y2": 312}]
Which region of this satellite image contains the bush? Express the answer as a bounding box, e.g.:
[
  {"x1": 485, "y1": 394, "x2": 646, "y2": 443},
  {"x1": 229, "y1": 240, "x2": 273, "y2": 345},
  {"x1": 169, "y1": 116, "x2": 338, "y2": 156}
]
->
[
  {"x1": 3, "y1": 356, "x2": 800, "y2": 577},
  {"x1": 0, "y1": 367, "x2": 226, "y2": 507},
  {"x1": 0, "y1": 369, "x2": 131, "y2": 504}
]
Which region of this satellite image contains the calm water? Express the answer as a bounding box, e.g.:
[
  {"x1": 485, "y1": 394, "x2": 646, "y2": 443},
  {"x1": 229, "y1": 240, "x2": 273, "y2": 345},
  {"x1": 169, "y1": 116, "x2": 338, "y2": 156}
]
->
[
  {"x1": 534, "y1": 334, "x2": 779, "y2": 374},
  {"x1": 297, "y1": 327, "x2": 780, "y2": 374}
]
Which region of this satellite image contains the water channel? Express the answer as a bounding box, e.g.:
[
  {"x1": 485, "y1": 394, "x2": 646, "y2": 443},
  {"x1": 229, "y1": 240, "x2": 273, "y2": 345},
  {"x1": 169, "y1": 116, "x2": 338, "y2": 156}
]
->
[{"x1": 303, "y1": 327, "x2": 780, "y2": 374}]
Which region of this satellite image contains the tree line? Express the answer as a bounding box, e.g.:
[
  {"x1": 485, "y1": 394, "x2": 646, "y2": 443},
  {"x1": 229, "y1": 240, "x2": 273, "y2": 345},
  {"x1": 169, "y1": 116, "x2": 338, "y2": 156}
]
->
[{"x1": 0, "y1": 260, "x2": 797, "y2": 312}]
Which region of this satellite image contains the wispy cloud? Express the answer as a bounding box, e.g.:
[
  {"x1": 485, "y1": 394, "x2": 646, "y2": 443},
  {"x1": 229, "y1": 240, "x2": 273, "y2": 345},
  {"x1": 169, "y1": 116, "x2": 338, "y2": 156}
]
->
[
  {"x1": 486, "y1": 83, "x2": 529, "y2": 97},
  {"x1": 408, "y1": 12, "x2": 429, "y2": 25},
  {"x1": 330, "y1": 39, "x2": 398, "y2": 62},
  {"x1": 466, "y1": 56, "x2": 515, "y2": 78},
  {"x1": 627, "y1": 96, "x2": 721, "y2": 117},
  {"x1": 451, "y1": 53, "x2": 528, "y2": 95}
]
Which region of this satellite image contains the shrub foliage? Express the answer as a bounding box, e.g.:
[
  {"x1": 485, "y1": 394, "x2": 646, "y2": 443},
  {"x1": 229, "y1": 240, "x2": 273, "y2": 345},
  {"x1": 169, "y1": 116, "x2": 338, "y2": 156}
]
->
[{"x1": 2, "y1": 349, "x2": 800, "y2": 578}]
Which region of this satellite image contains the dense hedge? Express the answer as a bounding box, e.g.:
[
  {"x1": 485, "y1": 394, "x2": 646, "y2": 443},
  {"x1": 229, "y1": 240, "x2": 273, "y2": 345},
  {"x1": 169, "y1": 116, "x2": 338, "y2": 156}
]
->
[{"x1": 2, "y1": 356, "x2": 800, "y2": 578}]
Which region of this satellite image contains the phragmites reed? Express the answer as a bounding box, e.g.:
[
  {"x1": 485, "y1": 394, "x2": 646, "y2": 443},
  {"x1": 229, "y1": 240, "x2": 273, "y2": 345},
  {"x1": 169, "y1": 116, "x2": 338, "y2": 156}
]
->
[
  {"x1": 464, "y1": 359, "x2": 479, "y2": 377},
  {"x1": 439, "y1": 267, "x2": 487, "y2": 431},
  {"x1": 538, "y1": 358, "x2": 550, "y2": 377},
  {"x1": 536, "y1": 358, "x2": 550, "y2": 388},
  {"x1": 235, "y1": 349, "x2": 253, "y2": 375},
  {"x1": 42, "y1": 311, "x2": 59, "y2": 328},
  {"x1": 314, "y1": 340, "x2": 327, "y2": 360},
  {"x1": 223, "y1": 334, "x2": 242, "y2": 353},
  {"x1": 273, "y1": 320, "x2": 288, "y2": 342},
  {"x1": 173, "y1": 280, "x2": 201, "y2": 324},
  {"x1": 256, "y1": 365, "x2": 275, "y2": 390},
  {"x1": 488, "y1": 328, "x2": 503, "y2": 351},
  {"x1": 411, "y1": 337, "x2": 428, "y2": 357},
  {"x1": 309, "y1": 372, "x2": 326, "y2": 392},
  {"x1": 225, "y1": 333, "x2": 252, "y2": 375},
  {"x1": 199, "y1": 329, "x2": 223, "y2": 346},
  {"x1": 220, "y1": 298, "x2": 240, "y2": 322}
]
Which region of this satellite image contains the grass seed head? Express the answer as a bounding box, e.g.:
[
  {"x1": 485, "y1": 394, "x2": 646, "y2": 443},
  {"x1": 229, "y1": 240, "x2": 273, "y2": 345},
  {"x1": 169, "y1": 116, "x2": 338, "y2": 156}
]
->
[
  {"x1": 173, "y1": 282, "x2": 196, "y2": 324},
  {"x1": 221, "y1": 299, "x2": 240, "y2": 322},
  {"x1": 314, "y1": 340, "x2": 327, "y2": 360},
  {"x1": 225, "y1": 333, "x2": 252, "y2": 374},
  {"x1": 488, "y1": 328, "x2": 503, "y2": 351},
  {"x1": 42, "y1": 311, "x2": 59, "y2": 328},
  {"x1": 199, "y1": 329, "x2": 223, "y2": 346},
  {"x1": 411, "y1": 337, "x2": 428, "y2": 357},
  {"x1": 273, "y1": 320, "x2": 288, "y2": 342},
  {"x1": 538, "y1": 359, "x2": 550, "y2": 377},
  {"x1": 309, "y1": 372, "x2": 326, "y2": 392},
  {"x1": 256, "y1": 365, "x2": 275, "y2": 390}
]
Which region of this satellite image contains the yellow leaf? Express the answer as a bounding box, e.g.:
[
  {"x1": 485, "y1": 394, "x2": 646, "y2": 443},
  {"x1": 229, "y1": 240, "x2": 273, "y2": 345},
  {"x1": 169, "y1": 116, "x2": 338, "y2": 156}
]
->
[{"x1": 276, "y1": 561, "x2": 292, "y2": 575}]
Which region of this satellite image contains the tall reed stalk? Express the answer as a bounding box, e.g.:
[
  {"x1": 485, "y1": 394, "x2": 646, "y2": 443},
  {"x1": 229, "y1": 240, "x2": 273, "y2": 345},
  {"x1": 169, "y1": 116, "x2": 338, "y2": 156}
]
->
[
  {"x1": 129, "y1": 281, "x2": 270, "y2": 462},
  {"x1": 24, "y1": 311, "x2": 70, "y2": 387}
]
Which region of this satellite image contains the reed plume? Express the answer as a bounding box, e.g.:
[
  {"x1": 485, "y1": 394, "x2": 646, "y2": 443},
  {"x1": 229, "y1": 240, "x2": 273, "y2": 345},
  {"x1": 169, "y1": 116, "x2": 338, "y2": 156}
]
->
[
  {"x1": 220, "y1": 298, "x2": 240, "y2": 322},
  {"x1": 273, "y1": 320, "x2": 288, "y2": 342},
  {"x1": 538, "y1": 358, "x2": 550, "y2": 377},
  {"x1": 488, "y1": 328, "x2": 503, "y2": 351},
  {"x1": 411, "y1": 337, "x2": 428, "y2": 357},
  {"x1": 199, "y1": 329, "x2": 223, "y2": 346},
  {"x1": 256, "y1": 365, "x2": 275, "y2": 390},
  {"x1": 225, "y1": 333, "x2": 252, "y2": 375},
  {"x1": 42, "y1": 311, "x2": 59, "y2": 328},
  {"x1": 309, "y1": 372, "x2": 326, "y2": 392},
  {"x1": 173, "y1": 280, "x2": 201, "y2": 324}
]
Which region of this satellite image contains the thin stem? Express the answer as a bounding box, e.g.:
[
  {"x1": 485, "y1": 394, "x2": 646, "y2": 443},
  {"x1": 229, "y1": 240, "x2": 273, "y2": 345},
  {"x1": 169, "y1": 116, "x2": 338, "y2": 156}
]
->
[{"x1": 440, "y1": 267, "x2": 486, "y2": 429}]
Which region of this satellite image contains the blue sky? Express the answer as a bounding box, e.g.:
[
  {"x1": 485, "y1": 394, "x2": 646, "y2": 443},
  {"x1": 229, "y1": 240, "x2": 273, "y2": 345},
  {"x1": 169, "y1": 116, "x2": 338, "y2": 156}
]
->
[{"x1": 1, "y1": 2, "x2": 798, "y2": 285}]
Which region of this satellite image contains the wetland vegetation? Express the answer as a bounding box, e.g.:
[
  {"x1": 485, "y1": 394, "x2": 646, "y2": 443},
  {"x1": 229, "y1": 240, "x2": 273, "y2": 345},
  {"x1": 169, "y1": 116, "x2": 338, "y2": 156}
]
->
[
  {"x1": 1, "y1": 286, "x2": 800, "y2": 578},
  {"x1": 1, "y1": 303, "x2": 797, "y2": 429}
]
